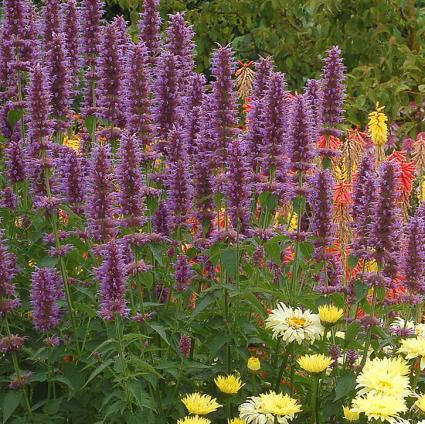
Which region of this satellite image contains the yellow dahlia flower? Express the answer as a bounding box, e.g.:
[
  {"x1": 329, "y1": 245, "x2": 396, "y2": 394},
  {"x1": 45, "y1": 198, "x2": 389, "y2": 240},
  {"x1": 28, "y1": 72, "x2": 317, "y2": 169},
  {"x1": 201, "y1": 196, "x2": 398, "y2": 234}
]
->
[
  {"x1": 247, "y1": 356, "x2": 261, "y2": 371},
  {"x1": 318, "y1": 304, "x2": 344, "y2": 324},
  {"x1": 265, "y1": 303, "x2": 324, "y2": 344},
  {"x1": 399, "y1": 337, "x2": 425, "y2": 369},
  {"x1": 343, "y1": 406, "x2": 359, "y2": 421},
  {"x1": 368, "y1": 103, "x2": 388, "y2": 146},
  {"x1": 181, "y1": 393, "x2": 221, "y2": 415},
  {"x1": 297, "y1": 354, "x2": 333, "y2": 374},
  {"x1": 258, "y1": 391, "x2": 301, "y2": 417},
  {"x1": 352, "y1": 393, "x2": 407, "y2": 423},
  {"x1": 177, "y1": 416, "x2": 211, "y2": 424},
  {"x1": 356, "y1": 357, "x2": 411, "y2": 398},
  {"x1": 214, "y1": 374, "x2": 244, "y2": 395},
  {"x1": 228, "y1": 419, "x2": 246, "y2": 424},
  {"x1": 415, "y1": 394, "x2": 425, "y2": 412}
]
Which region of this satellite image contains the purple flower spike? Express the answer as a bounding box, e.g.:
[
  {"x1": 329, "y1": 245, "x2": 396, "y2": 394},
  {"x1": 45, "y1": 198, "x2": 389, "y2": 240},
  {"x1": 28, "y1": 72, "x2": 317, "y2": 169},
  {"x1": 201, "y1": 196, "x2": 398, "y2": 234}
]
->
[
  {"x1": 321, "y1": 46, "x2": 345, "y2": 136},
  {"x1": 0, "y1": 335, "x2": 26, "y2": 353},
  {"x1": 175, "y1": 255, "x2": 191, "y2": 292},
  {"x1": 59, "y1": 146, "x2": 85, "y2": 204},
  {"x1": 96, "y1": 240, "x2": 129, "y2": 321},
  {"x1": 81, "y1": 0, "x2": 104, "y2": 113},
  {"x1": 47, "y1": 32, "x2": 72, "y2": 131},
  {"x1": 225, "y1": 138, "x2": 252, "y2": 234},
  {"x1": 85, "y1": 144, "x2": 117, "y2": 243},
  {"x1": 0, "y1": 232, "x2": 19, "y2": 317},
  {"x1": 112, "y1": 15, "x2": 130, "y2": 56},
  {"x1": 210, "y1": 45, "x2": 238, "y2": 163},
  {"x1": 166, "y1": 130, "x2": 192, "y2": 231},
  {"x1": 165, "y1": 12, "x2": 195, "y2": 91},
  {"x1": 309, "y1": 170, "x2": 335, "y2": 257},
  {"x1": 31, "y1": 268, "x2": 64, "y2": 332},
  {"x1": 288, "y1": 94, "x2": 315, "y2": 173},
  {"x1": 304, "y1": 79, "x2": 323, "y2": 141},
  {"x1": 138, "y1": 0, "x2": 162, "y2": 65},
  {"x1": 61, "y1": 0, "x2": 80, "y2": 85},
  {"x1": 351, "y1": 155, "x2": 377, "y2": 257},
  {"x1": 6, "y1": 138, "x2": 26, "y2": 184},
  {"x1": 253, "y1": 57, "x2": 274, "y2": 99},
  {"x1": 116, "y1": 131, "x2": 144, "y2": 226},
  {"x1": 154, "y1": 51, "x2": 182, "y2": 143},
  {"x1": 179, "y1": 334, "x2": 191, "y2": 358},
  {"x1": 370, "y1": 161, "x2": 402, "y2": 278},
  {"x1": 153, "y1": 201, "x2": 170, "y2": 236},
  {"x1": 402, "y1": 214, "x2": 425, "y2": 294},
  {"x1": 261, "y1": 72, "x2": 288, "y2": 176},
  {"x1": 124, "y1": 42, "x2": 153, "y2": 144},
  {"x1": 42, "y1": 0, "x2": 61, "y2": 48},
  {"x1": 96, "y1": 23, "x2": 125, "y2": 127}
]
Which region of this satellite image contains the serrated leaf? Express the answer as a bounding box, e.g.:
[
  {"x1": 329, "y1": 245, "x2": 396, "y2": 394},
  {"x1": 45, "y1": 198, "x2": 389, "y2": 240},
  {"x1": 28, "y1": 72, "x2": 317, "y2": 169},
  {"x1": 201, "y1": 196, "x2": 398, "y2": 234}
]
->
[
  {"x1": 335, "y1": 373, "x2": 356, "y2": 400},
  {"x1": 220, "y1": 247, "x2": 237, "y2": 279},
  {"x1": 2, "y1": 390, "x2": 22, "y2": 423},
  {"x1": 82, "y1": 359, "x2": 113, "y2": 388}
]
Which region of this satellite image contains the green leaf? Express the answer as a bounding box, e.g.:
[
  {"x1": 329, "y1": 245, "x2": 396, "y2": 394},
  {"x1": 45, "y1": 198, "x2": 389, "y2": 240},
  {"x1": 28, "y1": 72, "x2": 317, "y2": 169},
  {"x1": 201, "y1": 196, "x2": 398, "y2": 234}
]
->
[
  {"x1": 264, "y1": 240, "x2": 281, "y2": 264},
  {"x1": 148, "y1": 322, "x2": 169, "y2": 345},
  {"x1": 299, "y1": 242, "x2": 314, "y2": 260},
  {"x1": 2, "y1": 390, "x2": 22, "y2": 423},
  {"x1": 334, "y1": 373, "x2": 356, "y2": 401},
  {"x1": 347, "y1": 254, "x2": 359, "y2": 269},
  {"x1": 82, "y1": 359, "x2": 114, "y2": 388},
  {"x1": 354, "y1": 280, "x2": 368, "y2": 302},
  {"x1": 84, "y1": 115, "x2": 97, "y2": 137},
  {"x1": 7, "y1": 108, "x2": 24, "y2": 129},
  {"x1": 220, "y1": 247, "x2": 237, "y2": 279}
]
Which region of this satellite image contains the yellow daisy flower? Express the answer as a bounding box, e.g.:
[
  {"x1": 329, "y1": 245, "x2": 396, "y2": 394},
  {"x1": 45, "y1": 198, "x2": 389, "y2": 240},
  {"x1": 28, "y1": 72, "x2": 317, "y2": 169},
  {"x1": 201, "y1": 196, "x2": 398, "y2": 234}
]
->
[
  {"x1": 247, "y1": 356, "x2": 261, "y2": 372},
  {"x1": 258, "y1": 391, "x2": 302, "y2": 417},
  {"x1": 399, "y1": 337, "x2": 425, "y2": 369},
  {"x1": 318, "y1": 304, "x2": 344, "y2": 325},
  {"x1": 297, "y1": 354, "x2": 333, "y2": 374},
  {"x1": 415, "y1": 395, "x2": 425, "y2": 412},
  {"x1": 228, "y1": 419, "x2": 246, "y2": 424},
  {"x1": 181, "y1": 393, "x2": 221, "y2": 415},
  {"x1": 352, "y1": 393, "x2": 407, "y2": 423},
  {"x1": 214, "y1": 374, "x2": 244, "y2": 395},
  {"x1": 343, "y1": 406, "x2": 359, "y2": 421}
]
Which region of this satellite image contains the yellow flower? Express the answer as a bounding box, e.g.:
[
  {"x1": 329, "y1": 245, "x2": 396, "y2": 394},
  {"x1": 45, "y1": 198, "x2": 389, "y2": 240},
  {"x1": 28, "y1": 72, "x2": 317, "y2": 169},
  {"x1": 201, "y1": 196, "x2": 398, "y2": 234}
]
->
[
  {"x1": 343, "y1": 406, "x2": 359, "y2": 421},
  {"x1": 352, "y1": 393, "x2": 407, "y2": 423},
  {"x1": 247, "y1": 356, "x2": 260, "y2": 372},
  {"x1": 368, "y1": 103, "x2": 388, "y2": 146},
  {"x1": 177, "y1": 416, "x2": 211, "y2": 424},
  {"x1": 228, "y1": 419, "x2": 246, "y2": 424},
  {"x1": 415, "y1": 395, "x2": 425, "y2": 412},
  {"x1": 399, "y1": 337, "x2": 425, "y2": 369},
  {"x1": 297, "y1": 354, "x2": 333, "y2": 374},
  {"x1": 258, "y1": 391, "x2": 302, "y2": 417},
  {"x1": 318, "y1": 304, "x2": 344, "y2": 324},
  {"x1": 63, "y1": 134, "x2": 81, "y2": 152},
  {"x1": 181, "y1": 393, "x2": 221, "y2": 415},
  {"x1": 214, "y1": 374, "x2": 244, "y2": 395},
  {"x1": 356, "y1": 357, "x2": 410, "y2": 398}
]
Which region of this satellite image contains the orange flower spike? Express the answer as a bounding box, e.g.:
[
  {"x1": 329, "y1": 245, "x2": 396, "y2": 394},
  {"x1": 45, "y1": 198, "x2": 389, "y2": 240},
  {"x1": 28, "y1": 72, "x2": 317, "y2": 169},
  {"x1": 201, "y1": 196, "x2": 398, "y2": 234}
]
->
[
  {"x1": 318, "y1": 135, "x2": 342, "y2": 150},
  {"x1": 334, "y1": 182, "x2": 352, "y2": 207},
  {"x1": 387, "y1": 151, "x2": 416, "y2": 203}
]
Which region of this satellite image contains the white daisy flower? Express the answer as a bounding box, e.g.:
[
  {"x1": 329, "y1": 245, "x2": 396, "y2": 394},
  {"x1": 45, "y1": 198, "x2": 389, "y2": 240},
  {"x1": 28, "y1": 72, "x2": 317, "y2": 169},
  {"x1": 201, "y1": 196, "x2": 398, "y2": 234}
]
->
[{"x1": 265, "y1": 303, "x2": 324, "y2": 344}]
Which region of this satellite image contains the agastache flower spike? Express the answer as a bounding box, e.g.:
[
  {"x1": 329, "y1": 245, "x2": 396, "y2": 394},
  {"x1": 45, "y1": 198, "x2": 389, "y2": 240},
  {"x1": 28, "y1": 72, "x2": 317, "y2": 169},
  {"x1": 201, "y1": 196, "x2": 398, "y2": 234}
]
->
[
  {"x1": 153, "y1": 51, "x2": 182, "y2": 143},
  {"x1": 59, "y1": 146, "x2": 85, "y2": 205},
  {"x1": 261, "y1": 72, "x2": 288, "y2": 176},
  {"x1": 96, "y1": 23, "x2": 125, "y2": 127},
  {"x1": 351, "y1": 155, "x2": 377, "y2": 257},
  {"x1": 42, "y1": 0, "x2": 61, "y2": 48},
  {"x1": 61, "y1": 0, "x2": 80, "y2": 86},
  {"x1": 225, "y1": 138, "x2": 252, "y2": 234},
  {"x1": 124, "y1": 42, "x2": 153, "y2": 144},
  {"x1": 309, "y1": 169, "x2": 335, "y2": 258},
  {"x1": 0, "y1": 232, "x2": 20, "y2": 317},
  {"x1": 165, "y1": 12, "x2": 195, "y2": 91},
  {"x1": 370, "y1": 161, "x2": 402, "y2": 278},
  {"x1": 304, "y1": 79, "x2": 323, "y2": 141},
  {"x1": 244, "y1": 57, "x2": 274, "y2": 172},
  {"x1": 138, "y1": 0, "x2": 162, "y2": 65},
  {"x1": 175, "y1": 255, "x2": 191, "y2": 292},
  {"x1": 85, "y1": 144, "x2": 117, "y2": 242},
  {"x1": 31, "y1": 268, "x2": 64, "y2": 332},
  {"x1": 6, "y1": 137, "x2": 26, "y2": 184},
  {"x1": 210, "y1": 45, "x2": 238, "y2": 163},
  {"x1": 116, "y1": 131, "x2": 144, "y2": 226},
  {"x1": 321, "y1": 46, "x2": 345, "y2": 136},
  {"x1": 288, "y1": 94, "x2": 315, "y2": 173},
  {"x1": 96, "y1": 240, "x2": 129, "y2": 320},
  {"x1": 402, "y1": 214, "x2": 425, "y2": 293},
  {"x1": 81, "y1": 0, "x2": 104, "y2": 113},
  {"x1": 47, "y1": 32, "x2": 72, "y2": 131}
]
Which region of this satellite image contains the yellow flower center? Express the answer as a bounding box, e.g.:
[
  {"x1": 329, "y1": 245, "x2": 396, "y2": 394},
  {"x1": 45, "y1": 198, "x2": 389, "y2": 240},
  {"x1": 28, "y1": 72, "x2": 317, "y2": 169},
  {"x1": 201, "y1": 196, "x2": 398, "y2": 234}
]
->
[{"x1": 287, "y1": 317, "x2": 308, "y2": 328}]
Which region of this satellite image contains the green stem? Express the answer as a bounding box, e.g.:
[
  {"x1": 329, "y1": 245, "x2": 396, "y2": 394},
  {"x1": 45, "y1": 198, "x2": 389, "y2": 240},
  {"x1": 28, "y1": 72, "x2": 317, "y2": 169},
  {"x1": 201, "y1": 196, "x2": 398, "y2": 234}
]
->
[
  {"x1": 360, "y1": 287, "x2": 378, "y2": 368},
  {"x1": 114, "y1": 316, "x2": 133, "y2": 411},
  {"x1": 226, "y1": 397, "x2": 231, "y2": 419},
  {"x1": 312, "y1": 376, "x2": 320, "y2": 424},
  {"x1": 274, "y1": 344, "x2": 291, "y2": 391}
]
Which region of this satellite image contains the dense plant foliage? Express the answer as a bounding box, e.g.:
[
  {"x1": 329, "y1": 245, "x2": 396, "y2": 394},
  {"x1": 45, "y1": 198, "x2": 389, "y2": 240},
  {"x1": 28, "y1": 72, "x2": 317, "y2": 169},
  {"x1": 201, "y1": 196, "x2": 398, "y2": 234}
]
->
[{"x1": 0, "y1": 1, "x2": 425, "y2": 423}]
